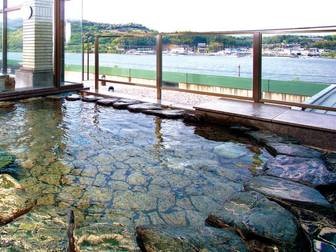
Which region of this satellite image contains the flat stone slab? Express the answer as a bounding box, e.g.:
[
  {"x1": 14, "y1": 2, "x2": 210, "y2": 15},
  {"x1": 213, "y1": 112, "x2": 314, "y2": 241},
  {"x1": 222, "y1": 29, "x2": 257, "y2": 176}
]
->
[
  {"x1": 65, "y1": 94, "x2": 81, "y2": 101},
  {"x1": 82, "y1": 95, "x2": 101, "y2": 102},
  {"x1": 245, "y1": 176, "x2": 332, "y2": 209},
  {"x1": 96, "y1": 98, "x2": 120, "y2": 106},
  {"x1": 264, "y1": 155, "x2": 336, "y2": 187},
  {"x1": 127, "y1": 103, "x2": 161, "y2": 113},
  {"x1": 143, "y1": 109, "x2": 185, "y2": 119},
  {"x1": 207, "y1": 191, "x2": 299, "y2": 248},
  {"x1": 112, "y1": 99, "x2": 142, "y2": 109},
  {"x1": 136, "y1": 225, "x2": 248, "y2": 252},
  {"x1": 266, "y1": 142, "x2": 323, "y2": 158}
]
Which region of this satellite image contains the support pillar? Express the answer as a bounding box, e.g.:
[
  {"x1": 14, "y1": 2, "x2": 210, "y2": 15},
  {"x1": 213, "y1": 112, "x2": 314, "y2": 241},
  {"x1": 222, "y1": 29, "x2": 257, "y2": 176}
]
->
[{"x1": 15, "y1": 0, "x2": 54, "y2": 88}]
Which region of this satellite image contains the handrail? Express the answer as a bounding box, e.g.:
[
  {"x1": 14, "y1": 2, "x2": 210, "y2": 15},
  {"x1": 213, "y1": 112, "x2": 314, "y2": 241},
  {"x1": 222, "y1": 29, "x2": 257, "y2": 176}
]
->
[
  {"x1": 94, "y1": 25, "x2": 336, "y2": 38},
  {"x1": 93, "y1": 26, "x2": 336, "y2": 112}
]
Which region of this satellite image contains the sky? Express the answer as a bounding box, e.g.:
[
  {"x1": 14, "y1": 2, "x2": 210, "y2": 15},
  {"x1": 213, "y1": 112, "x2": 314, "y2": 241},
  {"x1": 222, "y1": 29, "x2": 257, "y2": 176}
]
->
[{"x1": 79, "y1": 0, "x2": 336, "y2": 32}]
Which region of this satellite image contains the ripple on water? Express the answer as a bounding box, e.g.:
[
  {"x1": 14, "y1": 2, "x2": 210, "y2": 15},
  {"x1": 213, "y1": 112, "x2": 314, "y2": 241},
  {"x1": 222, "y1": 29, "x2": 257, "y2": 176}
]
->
[{"x1": 0, "y1": 98, "x2": 269, "y2": 249}]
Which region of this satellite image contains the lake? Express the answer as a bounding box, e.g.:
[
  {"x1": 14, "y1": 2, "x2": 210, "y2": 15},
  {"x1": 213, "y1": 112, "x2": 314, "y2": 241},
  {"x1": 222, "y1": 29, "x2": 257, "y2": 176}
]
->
[{"x1": 7, "y1": 52, "x2": 336, "y2": 84}]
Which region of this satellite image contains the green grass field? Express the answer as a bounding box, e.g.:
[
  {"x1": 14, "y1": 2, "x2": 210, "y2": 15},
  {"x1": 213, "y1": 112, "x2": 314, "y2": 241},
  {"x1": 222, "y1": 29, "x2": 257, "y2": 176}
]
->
[{"x1": 66, "y1": 64, "x2": 330, "y2": 96}]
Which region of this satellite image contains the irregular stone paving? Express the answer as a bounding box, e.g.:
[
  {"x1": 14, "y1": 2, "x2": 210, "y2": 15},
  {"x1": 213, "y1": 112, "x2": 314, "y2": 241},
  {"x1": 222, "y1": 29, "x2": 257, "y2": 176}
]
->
[
  {"x1": 127, "y1": 102, "x2": 162, "y2": 112},
  {"x1": 246, "y1": 176, "x2": 332, "y2": 209},
  {"x1": 136, "y1": 225, "x2": 248, "y2": 252},
  {"x1": 265, "y1": 142, "x2": 323, "y2": 158},
  {"x1": 143, "y1": 109, "x2": 185, "y2": 119},
  {"x1": 264, "y1": 155, "x2": 336, "y2": 187},
  {"x1": 96, "y1": 98, "x2": 120, "y2": 106},
  {"x1": 65, "y1": 94, "x2": 81, "y2": 101},
  {"x1": 207, "y1": 191, "x2": 299, "y2": 250}
]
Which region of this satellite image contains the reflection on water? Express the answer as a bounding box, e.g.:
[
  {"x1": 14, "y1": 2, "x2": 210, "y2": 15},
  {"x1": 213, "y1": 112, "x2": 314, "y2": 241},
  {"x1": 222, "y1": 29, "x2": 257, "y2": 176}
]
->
[{"x1": 0, "y1": 97, "x2": 269, "y2": 249}]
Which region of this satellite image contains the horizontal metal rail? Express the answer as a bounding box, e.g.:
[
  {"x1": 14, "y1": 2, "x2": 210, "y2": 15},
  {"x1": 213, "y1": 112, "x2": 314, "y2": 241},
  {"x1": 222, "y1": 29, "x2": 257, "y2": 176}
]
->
[{"x1": 98, "y1": 78, "x2": 254, "y2": 101}]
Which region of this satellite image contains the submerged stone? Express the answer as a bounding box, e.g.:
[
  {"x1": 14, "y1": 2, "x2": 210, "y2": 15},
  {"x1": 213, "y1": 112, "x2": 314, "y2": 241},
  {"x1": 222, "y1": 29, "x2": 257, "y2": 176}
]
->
[
  {"x1": 127, "y1": 102, "x2": 161, "y2": 112},
  {"x1": 207, "y1": 191, "x2": 299, "y2": 249},
  {"x1": 82, "y1": 95, "x2": 101, "y2": 102},
  {"x1": 264, "y1": 155, "x2": 336, "y2": 187},
  {"x1": 0, "y1": 150, "x2": 15, "y2": 169},
  {"x1": 247, "y1": 131, "x2": 299, "y2": 145},
  {"x1": 0, "y1": 174, "x2": 22, "y2": 189},
  {"x1": 65, "y1": 94, "x2": 81, "y2": 101},
  {"x1": 144, "y1": 109, "x2": 185, "y2": 119},
  {"x1": 265, "y1": 142, "x2": 323, "y2": 158},
  {"x1": 324, "y1": 152, "x2": 336, "y2": 172},
  {"x1": 136, "y1": 225, "x2": 248, "y2": 252},
  {"x1": 245, "y1": 176, "x2": 332, "y2": 209},
  {"x1": 214, "y1": 142, "x2": 248, "y2": 160},
  {"x1": 76, "y1": 223, "x2": 138, "y2": 251},
  {"x1": 96, "y1": 98, "x2": 119, "y2": 106},
  {"x1": 0, "y1": 175, "x2": 35, "y2": 225}
]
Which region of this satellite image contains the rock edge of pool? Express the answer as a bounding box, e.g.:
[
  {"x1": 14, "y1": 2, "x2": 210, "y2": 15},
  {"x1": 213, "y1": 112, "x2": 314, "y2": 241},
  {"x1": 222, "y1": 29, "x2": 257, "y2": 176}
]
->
[{"x1": 0, "y1": 94, "x2": 335, "y2": 252}]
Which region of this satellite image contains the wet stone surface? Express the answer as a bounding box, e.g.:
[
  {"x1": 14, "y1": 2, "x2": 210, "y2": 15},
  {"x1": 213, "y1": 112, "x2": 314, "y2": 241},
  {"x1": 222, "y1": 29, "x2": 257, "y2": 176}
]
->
[
  {"x1": 65, "y1": 94, "x2": 81, "y2": 101},
  {"x1": 264, "y1": 155, "x2": 336, "y2": 187},
  {"x1": 127, "y1": 102, "x2": 162, "y2": 112},
  {"x1": 113, "y1": 99, "x2": 142, "y2": 109},
  {"x1": 136, "y1": 225, "x2": 248, "y2": 252},
  {"x1": 82, "y1": 95, "x2": 101, "y2": 102},
  {"x1": 96, "y1": 98, "x2": 120, "y2": 106},
  {"x1": 266, "y1": 142, "x2": 323, "y2": 158},
  {"x1": 0, "y1": 97, "x2": 334, "y2": 251},
  {"x1": 246, "y1": 176, "x2": 332, "y2": 209},
  {"x1": 207, "y1": 191, "x2": 299, "y2": 250},
  {"x1": 143, "y1": 109, "x2": 185, "y2": 119}
]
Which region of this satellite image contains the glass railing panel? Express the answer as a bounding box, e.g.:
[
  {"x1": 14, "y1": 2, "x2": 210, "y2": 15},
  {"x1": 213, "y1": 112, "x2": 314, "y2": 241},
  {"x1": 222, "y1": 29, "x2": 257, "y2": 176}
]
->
[
  {"x1": 91, "y1": 35, "x2": 157, "y2": 94},
  {"x1": 162, "y1": 34, "x2": 253, "y2": 98},
  {"x1": 63, "y1": 0, "x2": 83, "y2": 84},
  {"x1": 261, "y1": 32, "x2": 336, "y2": 106}
]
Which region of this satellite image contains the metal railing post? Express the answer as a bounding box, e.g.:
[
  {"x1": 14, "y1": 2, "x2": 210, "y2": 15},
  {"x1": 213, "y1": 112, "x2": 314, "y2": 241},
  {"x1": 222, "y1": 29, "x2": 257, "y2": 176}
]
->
[
  {"x1": 87, "y1": 42, "x2": 90, "y2": 80},
  {"x1": 81, "y1": 37, "x2": 85, "y2": 81},
  {"x1": 156, "y1": 34, "x2": 163, "y2": 100},
  {"x1": 2, "y1": 0, "x2": 8, "y2": 74},
  {"x1": 253, "y1": 32, "x2": 262, "y2": 102},
  {"x1": 94, "y1": 36, "x2": 99, "y2": 91}
]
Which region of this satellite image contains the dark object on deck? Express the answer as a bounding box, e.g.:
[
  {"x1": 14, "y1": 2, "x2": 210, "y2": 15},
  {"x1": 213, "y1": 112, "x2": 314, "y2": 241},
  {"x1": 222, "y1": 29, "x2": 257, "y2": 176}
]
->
[
  {"x1": 108, "y1": 86, "x2": 114, "y2": 92},
  {"x1": 67, "y1": 209, "x2": 76, "y2": 252},
  {"x1": 101, "y1": 75, "x2": 106, "y2": 86}
]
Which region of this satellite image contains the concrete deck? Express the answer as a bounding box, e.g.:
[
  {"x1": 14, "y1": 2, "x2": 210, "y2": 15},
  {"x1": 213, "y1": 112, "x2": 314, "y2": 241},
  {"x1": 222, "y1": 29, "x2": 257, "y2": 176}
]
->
[{"x1": 194, "y1": 99, "x2": 336, "y2": 150}]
